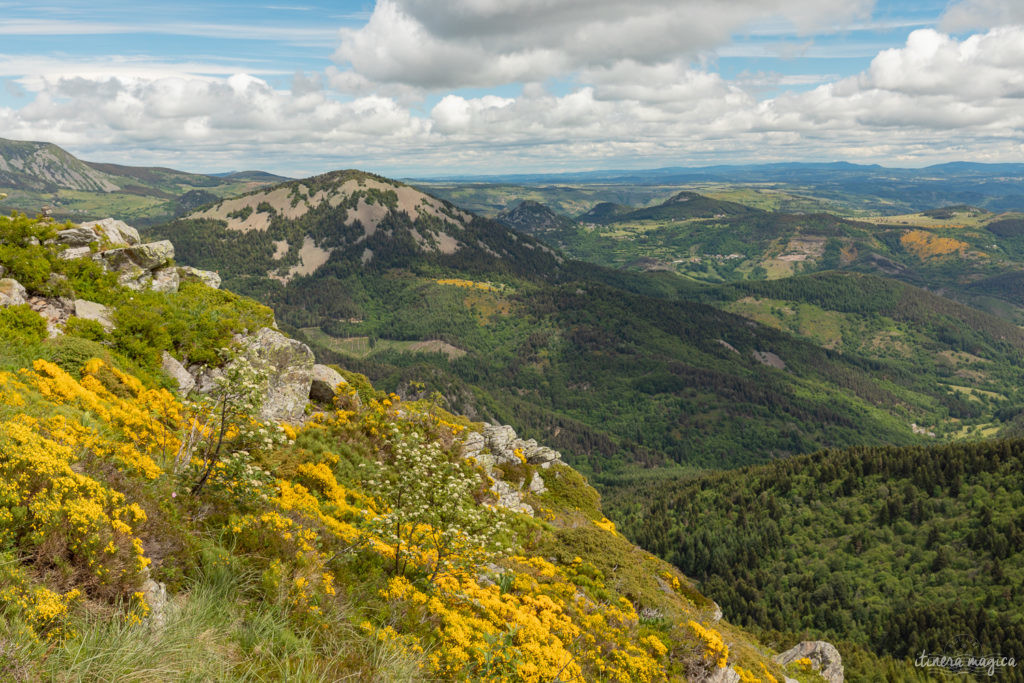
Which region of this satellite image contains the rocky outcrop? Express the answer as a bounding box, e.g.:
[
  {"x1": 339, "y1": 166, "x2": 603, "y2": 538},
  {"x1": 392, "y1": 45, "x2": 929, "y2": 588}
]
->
[
  {"x1": 161, "y1": 351, "x2": 195, "y2": 395},
  {"x1": 95, "y1": 240, "x2": 176, "y2": 290},
  {"x1": 466, "y1": 424, "x2": 565, "y2": 471},
  {"x1": 309, "y1": 364, "x2": 347, "y2": 402},
  {"x1": 177, "y1": 265, "x2": 221, "y2": 289},
  {"x1": 0, "y1": 278, "x2": 27, "y2": 307},
  {"x1": 461, "y1": 423, "x2": 565, "y2": 515},
  {"x1": 73, "y1": 299, "x2": 114, "y2": 332},
  {"x1": 54, "y1": 218, "x2": 186, "y2": 294},
  {"x1": 238, "y1": 327, "x2": 314, "y2": 423},
  {"x1": 775, "y1": 641, "x2": 843, "y2": 683}
]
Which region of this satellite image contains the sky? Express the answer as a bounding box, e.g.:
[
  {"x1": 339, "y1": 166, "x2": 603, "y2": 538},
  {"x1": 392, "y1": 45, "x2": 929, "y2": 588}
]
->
[{"x1": 1, "y1": 0, "x2": 1022, "y2": 177}]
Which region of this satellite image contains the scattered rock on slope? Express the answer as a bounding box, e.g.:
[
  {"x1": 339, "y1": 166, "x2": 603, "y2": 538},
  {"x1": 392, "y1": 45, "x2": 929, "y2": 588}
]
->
[
  {"x1": 161, "y1": 351, "x2": 195, "y2": 395},
  {"x1": 0, "y1": 278, "x2": 27, "y2": 306},
  {"x1": 460, "y1": 422, "x2": 566, "y2": 515},
  {"x1": 775, "y1": 641, "x2": 844, "y2": 683},
  {"x1": 309, "y1": 363, "x2": 347, "y2": 402}
]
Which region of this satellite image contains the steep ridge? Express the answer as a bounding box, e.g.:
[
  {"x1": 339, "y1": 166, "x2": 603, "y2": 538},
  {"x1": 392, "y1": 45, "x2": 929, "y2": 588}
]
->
[
  {"x1": 0, "y1": 211, "x2": 842, "y2": 681},
  {"x1": 0, "y1": 138, "x2": 120, "y2": 193},
  {"x1": 0, "y1": 137, "x2": 283, "y2": 224}
]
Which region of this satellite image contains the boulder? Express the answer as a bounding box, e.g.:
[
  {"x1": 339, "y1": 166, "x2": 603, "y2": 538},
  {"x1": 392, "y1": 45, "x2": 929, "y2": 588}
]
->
[
  {"x1": 58, "y1": 246, "x2": 92, "y2": 261},
  {"x1": 161, "y1": 351, "x2": 195, "y2": 395},
  {"x1": 528, "y1": 471, "x2": 546, "y2": 494},
  {"x1": 150, "y1": 266, "x2": 180, "y2": 293},
  {"x1": 775, "y1": 641, "x2": 843, "y2": 683},
  {"x1": 177, "y1": 265, "x2": 221, "y2": 289},
  {"x1": 309, "y1": 363, "x2": 347, "y2": 402},
  {"x1": 524, "y1": 444, "x2": 560, "y2": 468},
  {"x1": 238, "y1": 327, "x2": 315, "y2": 423},
  {"x1": 73, "y1": 299, "x2": 114, "y2": 332},
  {"x1": 78, "y1": 218, "x2": 140, "y2": 247},
  {"x1": 0, "y1": 278, "x2": 27, "y2": 307}
]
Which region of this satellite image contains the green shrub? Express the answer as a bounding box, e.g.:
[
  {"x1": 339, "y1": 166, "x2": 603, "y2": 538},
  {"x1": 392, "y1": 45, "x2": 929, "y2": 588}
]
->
[
  {"x1": 0, "y1": 305, "x2": 47, "y2": 344},
  {"x1": 63, "y1": 317, "x2": 108, "y2": 342},
  {"x1": 112, "y1": 282, "x2": 274, "y2": 368}
]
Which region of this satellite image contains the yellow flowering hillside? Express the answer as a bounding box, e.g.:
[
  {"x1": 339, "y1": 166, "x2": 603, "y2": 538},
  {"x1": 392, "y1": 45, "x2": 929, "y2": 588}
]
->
[{"x1": 0, "y1": 214, "x2": 826, "y2": 681}]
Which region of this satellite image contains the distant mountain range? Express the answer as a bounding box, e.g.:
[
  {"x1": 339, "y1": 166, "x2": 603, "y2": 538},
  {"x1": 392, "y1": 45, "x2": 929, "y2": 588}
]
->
[
  {"x1": 0, "y1": 137, "x2": 288, "y2": 224},
  {"x1": 416, "y1": 160, "x2": 1024, "y2": 215}
]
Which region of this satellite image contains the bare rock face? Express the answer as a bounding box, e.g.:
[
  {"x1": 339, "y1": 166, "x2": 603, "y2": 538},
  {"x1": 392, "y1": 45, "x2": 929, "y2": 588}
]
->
[
  {"x1": 177, "y1": 265, "x2": 221, "y2": 289},
  {"x1": 0, "y1": 278, "x2": 27, "y2": 307},
  {"x1": 309, "y1": 364, "x2": 347, "y2": 402},
  {"x1": 161, "y1": 351, "x2": 195, "y2": 395},
  {"x1": 73, "y1": 299, "x2": 114, "y2": 332},
  {"x1": 238, "y1": 327, "x2": 314, "y2": 423},
  {"x1": 776, "y1": 641, "x2": 844, "y2": 683}
]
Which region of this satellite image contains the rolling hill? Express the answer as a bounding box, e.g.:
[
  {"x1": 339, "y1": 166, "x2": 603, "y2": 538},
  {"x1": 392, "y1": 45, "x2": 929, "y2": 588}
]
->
[{"x1": 149, "y1": 171, "x2": 1024, "y2": 479}]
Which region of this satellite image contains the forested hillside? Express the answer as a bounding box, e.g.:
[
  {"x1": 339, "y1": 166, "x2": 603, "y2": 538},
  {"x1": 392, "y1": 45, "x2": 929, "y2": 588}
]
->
[{"x1": 604, "y1": 438, "x2": 1024, "y2": 680}]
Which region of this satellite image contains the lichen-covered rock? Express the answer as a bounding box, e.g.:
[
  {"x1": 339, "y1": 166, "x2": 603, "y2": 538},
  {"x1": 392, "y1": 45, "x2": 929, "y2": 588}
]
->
[
  {"x1": 73, "y1": 299, "x2": 114, "y2": 332},
  {"x1": 161, "y1": 351, "x2": 195, "y2": 395},
  {"x1": 0, "y1": 278, "x2": 27, "y2": 307},
  {"x1": 94, "y1": 240, "x2": 176, "y2": 290},
  {"x1": 78, "y1": 218, "x2": 140, "y2": 247},
  {"x1": 776, "y1": 641, "x2": 843, "y2": 683},
  {"x1": 56, "y1": 225, "x2": 99, "y2": 247},
  {"x1": 238, "y1": 327, "x2": 314, "y2": 423},
  {"x1": 491, "y1": 478, "x2": 534, "y2": 515},
  {"x1": 150, "y1": 266, "x2": 180, "y2": 293},
  {"x1": 528, "y1": 471, "x2": 546, "y2": 494},
  {"x1": 177, "y1": 265, "x2": 221, "y2": 289},
  {"x1": 309, "y1": 363, "x2": 347, "y2": 402}
]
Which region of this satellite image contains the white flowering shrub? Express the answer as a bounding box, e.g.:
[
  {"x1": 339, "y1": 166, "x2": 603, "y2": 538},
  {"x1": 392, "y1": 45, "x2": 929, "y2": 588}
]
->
[
  {"x1": 364, "y1": 429, "x2": 505, "y2": 580},
  {"x1": 181, "y1": 348, "x2": 282, "y2": 495}
]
